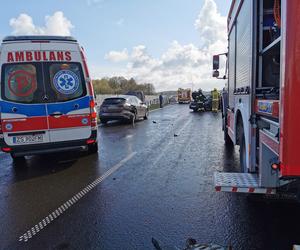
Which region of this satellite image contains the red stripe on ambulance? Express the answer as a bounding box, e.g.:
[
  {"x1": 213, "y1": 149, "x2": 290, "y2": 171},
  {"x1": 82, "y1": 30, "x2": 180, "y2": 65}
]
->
[
  {"x1": 48, "y1": 115, "x2": 91, "y2": 129},
  {"x1": 2, "y1": 117, "x2": 48, "y2": 132}
]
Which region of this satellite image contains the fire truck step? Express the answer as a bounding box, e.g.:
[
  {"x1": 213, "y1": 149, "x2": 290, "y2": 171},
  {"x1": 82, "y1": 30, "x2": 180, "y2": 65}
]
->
[{"x1": 214, "y1": 172, "x2": 276, "y2": 194}]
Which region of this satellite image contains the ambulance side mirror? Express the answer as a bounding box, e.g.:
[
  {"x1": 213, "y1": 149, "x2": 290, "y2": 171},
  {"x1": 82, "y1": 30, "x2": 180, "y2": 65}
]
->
[{"x1": 213, "y1": 55, "x2": 220, "y2": 70}]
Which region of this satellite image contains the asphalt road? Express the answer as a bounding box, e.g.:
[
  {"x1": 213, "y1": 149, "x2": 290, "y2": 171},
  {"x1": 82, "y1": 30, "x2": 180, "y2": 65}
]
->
[{"x1": 0, "y1": 104, "x2": 300, "y2": 250}]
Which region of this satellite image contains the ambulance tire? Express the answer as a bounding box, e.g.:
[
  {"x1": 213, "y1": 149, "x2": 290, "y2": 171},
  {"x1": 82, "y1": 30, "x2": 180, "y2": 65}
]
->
[
  {"x1": 88, "y1": 142, "x2": 98, "y2": 154},
  {"x1": 10, "y1": 153, "x2": 25, "y2": 162},
  {"x1": 239, "y1": 127, "x2": 247, "y2": 173}
]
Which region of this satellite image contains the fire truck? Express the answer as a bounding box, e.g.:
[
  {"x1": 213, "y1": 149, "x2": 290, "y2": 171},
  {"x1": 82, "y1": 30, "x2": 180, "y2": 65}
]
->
[
  {"x1": 213, "y1": 0, "x2": 300, "y2": 197},
  {"x1": 177, "y1": 88, "x2": 192, "y2": 104}
]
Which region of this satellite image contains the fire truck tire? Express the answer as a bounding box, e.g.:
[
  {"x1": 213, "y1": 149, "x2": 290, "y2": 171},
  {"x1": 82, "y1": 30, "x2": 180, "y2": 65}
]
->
[
  {"x1": 239, "y1": 129, "x2": 247, "y2": 173},
  {"x1": 224, "y1": 128, "x2": 233, "y2": 146},
  {"x1": 88, "y1": 142, "x2": 98, "y2": 154}
]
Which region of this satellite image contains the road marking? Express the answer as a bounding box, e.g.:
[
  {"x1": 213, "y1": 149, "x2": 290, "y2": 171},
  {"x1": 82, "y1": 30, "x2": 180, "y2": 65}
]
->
[
  {"x1": 18, "y1": 152, "x2": 137, "y2": 243},
  {"x1": 150, "y1": 118, "x2": 192, "y2": 166}
]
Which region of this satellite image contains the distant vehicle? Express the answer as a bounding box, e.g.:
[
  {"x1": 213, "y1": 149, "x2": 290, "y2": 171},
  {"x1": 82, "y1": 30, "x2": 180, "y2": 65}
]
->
[
  {"x1": 125, "y1": 91, "x2": 145, "y2": 102},
  {"x1": 99, "y1": 95, "x2": 148, "y2": 124},
  {"x1": 169, "y1": 95, "x2": 177, "y2": 104},
  {"x1": 189, "y1": 89, "x2": 207, "y2": 112},
  {"x1": 177, "y1": 88, "x2": 191, "y2": 104},
  {"x1": 0, "y1": 35, "x2": 98, "y2": 160}
]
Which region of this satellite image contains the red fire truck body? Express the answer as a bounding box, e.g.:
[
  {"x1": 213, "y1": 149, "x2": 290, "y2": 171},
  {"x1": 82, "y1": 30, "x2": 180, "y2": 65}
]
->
[{"x1": 213, "y1": 0, "x2": 300, "y2": 195}]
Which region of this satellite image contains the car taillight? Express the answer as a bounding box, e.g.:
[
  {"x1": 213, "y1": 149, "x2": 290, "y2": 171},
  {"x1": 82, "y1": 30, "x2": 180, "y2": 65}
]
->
[
  {"x1": 90, "y1": 100, "x2": 97, "y2": 129},
  {"x1": 2, "y1": 147, "x2": 12, "y2": 152}
]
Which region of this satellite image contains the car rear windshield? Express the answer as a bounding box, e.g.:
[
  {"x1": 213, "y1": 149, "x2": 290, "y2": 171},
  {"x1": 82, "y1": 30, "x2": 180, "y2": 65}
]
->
[
  {"x1": 103, "y1": 98, "x2": 125, "y2": 105},
  {"x1": 1, "y1": 62, "x2": 86, "y2": 104}
]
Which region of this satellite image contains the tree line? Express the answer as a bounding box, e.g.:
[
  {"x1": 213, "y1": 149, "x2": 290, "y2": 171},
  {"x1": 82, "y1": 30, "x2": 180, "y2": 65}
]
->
[{"x1": 92, "y1": 77, "x2": 156, "y2": 95}]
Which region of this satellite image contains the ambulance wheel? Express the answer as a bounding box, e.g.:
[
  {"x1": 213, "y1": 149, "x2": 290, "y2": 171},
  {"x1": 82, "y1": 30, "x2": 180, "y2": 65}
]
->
[
  {"x1": 239, "y1": 128, "x2": 247, "y2": 173},
  {"x1": 10, "y1": 153, "x2": 25, "y2": 161},
  {"x1": 88, "y1": 143, "x2": 98, "y2": 154}
]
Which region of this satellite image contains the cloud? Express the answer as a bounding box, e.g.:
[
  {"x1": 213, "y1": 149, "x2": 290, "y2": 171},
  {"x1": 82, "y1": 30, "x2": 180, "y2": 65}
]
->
[
  {"x1": 116, "y1": 18, "x2": 125, "y2": 27},
  {"x1": 105, "y1": 49, "x2": 129, "y2": 62},
  {"x1": 102, "y1": 0, "x2": 227, "y2": 91},
  {"x1": 194, "y1": 0, "x2": 227, "y2": 49},
  {"x1": 9, "y1": 11, "x2": 74, "y2": 36}
]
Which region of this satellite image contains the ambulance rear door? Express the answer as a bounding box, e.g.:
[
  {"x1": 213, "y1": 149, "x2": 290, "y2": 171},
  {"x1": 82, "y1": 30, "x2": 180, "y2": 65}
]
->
[
  {"x1": 41, "y1": 43, "x2": 92, "y2": 143},
  {"x1": 0, "y1": 43, "x2": 51, "y2": 146}
]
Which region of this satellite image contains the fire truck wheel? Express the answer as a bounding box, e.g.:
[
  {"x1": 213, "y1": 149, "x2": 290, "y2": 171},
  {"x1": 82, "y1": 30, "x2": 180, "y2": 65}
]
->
[
  {"x1": 239, "y1": 131, "x2": 247, "y2": 173},
  {"x1": 224, "y1": 127, "x2": 233, "y2": 146},
  {"x1": 88, "y1": 142, "x2": 98, "y2": 154}
]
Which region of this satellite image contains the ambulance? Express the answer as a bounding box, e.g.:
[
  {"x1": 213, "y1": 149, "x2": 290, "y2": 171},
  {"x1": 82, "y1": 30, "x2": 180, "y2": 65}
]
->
[{"x1": 0, "y1": 36, "x2": 98, "y2": 160}]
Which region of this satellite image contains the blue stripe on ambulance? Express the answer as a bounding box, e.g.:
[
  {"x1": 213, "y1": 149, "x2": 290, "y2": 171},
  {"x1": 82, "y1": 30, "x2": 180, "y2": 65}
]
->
[
  {"x1": 0, "y1": 101, "x2": 47, "y2": 117},
  {"x1": 46, "y1": 96, "x2": 91, "y2": 115}
]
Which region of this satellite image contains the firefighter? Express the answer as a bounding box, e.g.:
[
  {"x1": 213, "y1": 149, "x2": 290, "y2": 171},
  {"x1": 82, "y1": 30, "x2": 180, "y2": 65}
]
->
[{"x1": 211, "y1": 88, "x2": 219, "y2": 112}]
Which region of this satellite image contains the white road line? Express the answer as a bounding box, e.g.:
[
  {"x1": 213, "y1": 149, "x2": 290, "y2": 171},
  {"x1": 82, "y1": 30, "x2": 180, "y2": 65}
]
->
[{"x1": 18, "y1": 151, "x2": 137, "y2": 243}]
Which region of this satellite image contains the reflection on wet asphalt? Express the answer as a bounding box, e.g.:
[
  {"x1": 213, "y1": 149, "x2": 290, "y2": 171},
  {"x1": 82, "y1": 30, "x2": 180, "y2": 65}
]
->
[{"x1": 0, "y1": 104, "x2": 300, "y2": 250}]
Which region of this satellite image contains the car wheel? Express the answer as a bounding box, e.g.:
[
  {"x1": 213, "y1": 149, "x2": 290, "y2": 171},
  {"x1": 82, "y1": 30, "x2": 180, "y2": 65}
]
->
[
  {"x1": 101, "y1": 119, "x2": 108, "y2": 124},
  {"x1": 144, "y1": 109, "x2": 149, "y2": 120},
  {"x1": 88, "y1": 142, "x2": 98, "y2": 154},
  {"x1": 130, "y1": 112, "x2": 136, "y2": 125}
]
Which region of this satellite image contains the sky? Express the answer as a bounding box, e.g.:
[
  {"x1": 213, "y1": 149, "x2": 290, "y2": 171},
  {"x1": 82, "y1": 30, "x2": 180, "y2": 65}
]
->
[{"x1": 0, "y1": 0, "x2": 231, "y2": 92}]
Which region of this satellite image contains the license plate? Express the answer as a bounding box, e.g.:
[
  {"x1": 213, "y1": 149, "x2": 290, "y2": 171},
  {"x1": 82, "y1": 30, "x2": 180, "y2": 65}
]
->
[
  {"x1": 107, "y1": 106, "x2": 118, "y2": 110},
  {"x1": 13, "y1": 134, "x2": 43, "y2": 144}
]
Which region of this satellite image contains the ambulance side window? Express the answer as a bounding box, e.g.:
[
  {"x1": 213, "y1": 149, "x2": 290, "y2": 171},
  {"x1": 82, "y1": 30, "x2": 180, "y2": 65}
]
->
[
  {"x1": 1, "y1": 63, "x2": 42, "y2": 104},
  {"x1": 46, "y1": 63, "x2": 86, "y2": 102}
]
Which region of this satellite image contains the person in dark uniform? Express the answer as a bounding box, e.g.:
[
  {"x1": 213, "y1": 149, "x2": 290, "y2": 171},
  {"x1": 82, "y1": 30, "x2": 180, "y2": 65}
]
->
[{"x1": 159, "y1": 94, "x2": 163, "y2": 108}]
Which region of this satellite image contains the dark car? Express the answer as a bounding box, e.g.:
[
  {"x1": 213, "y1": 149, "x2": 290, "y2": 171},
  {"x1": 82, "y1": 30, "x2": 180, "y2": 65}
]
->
[
  {"x1": 99, "y1": 95, "x2": 149, "y2": 124},
  {"x1": 125, "y1": 91, "x2": 145, "y2": 102}
]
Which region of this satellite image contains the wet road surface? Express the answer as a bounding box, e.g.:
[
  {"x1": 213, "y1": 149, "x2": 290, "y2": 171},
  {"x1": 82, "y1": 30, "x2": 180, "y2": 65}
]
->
[{"x1": 0, "y1": 104, "x2": 300, "y2": 249}]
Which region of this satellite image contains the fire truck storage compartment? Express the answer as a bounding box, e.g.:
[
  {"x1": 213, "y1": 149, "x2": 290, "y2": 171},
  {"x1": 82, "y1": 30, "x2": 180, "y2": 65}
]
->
[{"x1": 257, "y1": 0, "x2": 281, "y2": 100}]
